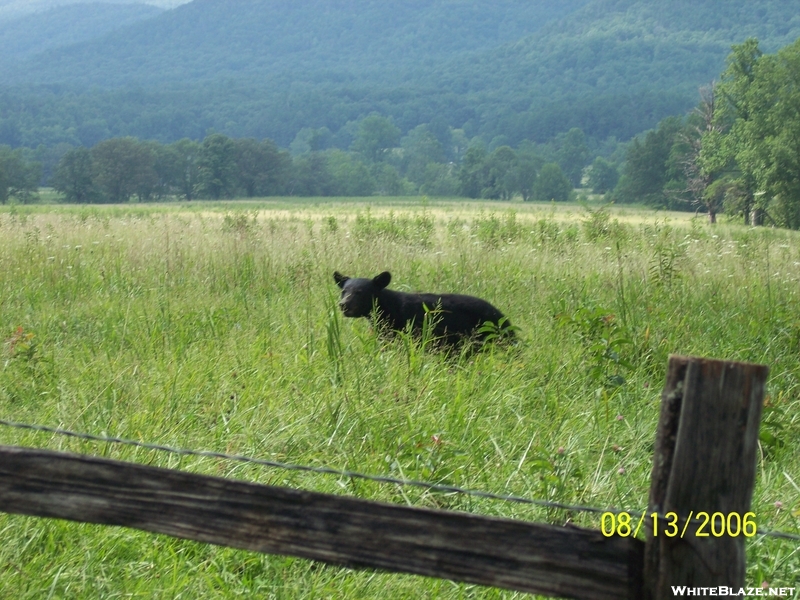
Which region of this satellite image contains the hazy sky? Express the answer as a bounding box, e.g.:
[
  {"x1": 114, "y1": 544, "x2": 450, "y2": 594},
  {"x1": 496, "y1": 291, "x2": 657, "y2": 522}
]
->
[{"x1": 0, "y1": 0, "x2": 191, "y2": 22}]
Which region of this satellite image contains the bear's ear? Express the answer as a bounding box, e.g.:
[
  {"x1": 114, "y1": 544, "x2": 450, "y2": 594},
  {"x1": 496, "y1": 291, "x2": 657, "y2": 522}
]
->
[
  {"x1": 333, "y1": 271, "x2": 349, "y2": 288},
  {"x1": 373, "y1": 271, "x2": 391, "y2": 289}
]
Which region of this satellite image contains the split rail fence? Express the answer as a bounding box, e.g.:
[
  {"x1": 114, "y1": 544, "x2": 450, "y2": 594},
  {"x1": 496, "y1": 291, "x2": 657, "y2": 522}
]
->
[{"x1": 0, "y1": 355, "x2": 771, "y2": 599}]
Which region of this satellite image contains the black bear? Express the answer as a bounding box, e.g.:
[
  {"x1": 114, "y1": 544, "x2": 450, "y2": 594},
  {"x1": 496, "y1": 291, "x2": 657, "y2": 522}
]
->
[{"x1": 333, "y1": 270, "x2": 514, "y2": 344}]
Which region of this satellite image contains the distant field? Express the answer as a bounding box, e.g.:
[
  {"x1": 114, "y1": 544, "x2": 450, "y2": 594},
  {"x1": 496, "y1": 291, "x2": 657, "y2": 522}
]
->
[
  {"x1": 9, "y1": 195, "x2": 702, "y2": 222},
  {"x1": 0, "y1": 199, "x2": 797, "y2": 597}
]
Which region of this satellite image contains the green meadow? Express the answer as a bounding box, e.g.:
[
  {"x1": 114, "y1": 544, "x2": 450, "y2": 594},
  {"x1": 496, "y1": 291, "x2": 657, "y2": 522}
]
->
[{"x1": 0, "y1": 199, "x2": 798, "y2": 598}]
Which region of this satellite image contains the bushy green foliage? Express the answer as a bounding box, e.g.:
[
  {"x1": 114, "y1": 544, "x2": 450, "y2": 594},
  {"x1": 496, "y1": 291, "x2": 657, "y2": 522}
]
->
[
  {"x1": 533, "y1": 163, "x2": 573, "y2": 202},
  {"x1": 701, "y1": 38, "x2": 800, "y2": 229},
  {"x1": 587, "y1": 157, "x2": 619, "y2": 194},
  {"x1": 196, "y1": 133, "x2": 238, "y2": 200},
  {"x1": 457, "y1": 144, "x2": 556, "y2": 201},
  {"x1": 557, "y1": 304, "x2": 633, "y2": 388},
  {"x1": 50, "y1": 146, "x2": 97, "y2": 203},
  {"x1": 616, "y1": 34, "x2": 800, "y2": 230},
  {"x1": 400, "y1": 125, "x2": 446, "y2": 188},
  {"x1": 51, "y1": 132, "x2": 384, "y2": 200},
  {"x1": 351, "y1": 115, "x2": 401, "y2": 165},
  {"x1": 612, "y1": 116, "x2": 689, "y2": 208},
  {"x1": 0, "y1": 144, "x2": 40, "y2": 204},
  {"x1": 233, "y1": 138, "x2": 290, "y2": 198},
  {"x1": 554, "y1": 128, "x2": 590, "y2": 188}
]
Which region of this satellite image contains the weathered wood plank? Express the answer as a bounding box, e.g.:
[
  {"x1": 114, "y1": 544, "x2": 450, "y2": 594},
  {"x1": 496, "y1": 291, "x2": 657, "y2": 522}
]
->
[
  {"x1": 644, "y1": 357, "x2": 688, "y2": 597},
  {"x1": 0, "y1": 446, "x2": 643, "y2": 600},
  {"x1": 644, "y1": 356, "x2": 768, "y2": 599}
]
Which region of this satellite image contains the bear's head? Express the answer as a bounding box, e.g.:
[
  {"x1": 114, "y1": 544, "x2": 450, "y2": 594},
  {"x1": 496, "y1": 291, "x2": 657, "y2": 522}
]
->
[{"x1": 333, "y1": 271, "x2": 391, "y2": 318}]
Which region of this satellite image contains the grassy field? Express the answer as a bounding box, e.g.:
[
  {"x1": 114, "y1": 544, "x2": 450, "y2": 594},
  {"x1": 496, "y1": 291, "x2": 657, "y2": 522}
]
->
[{"x1": 0, "y1": 198, "x2": 798, "y2": 598}]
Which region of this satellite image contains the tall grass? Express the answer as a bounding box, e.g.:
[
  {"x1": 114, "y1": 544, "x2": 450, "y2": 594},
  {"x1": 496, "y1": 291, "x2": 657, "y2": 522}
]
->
[{"x1": 0, "y1": 201, "x2": 798, "y2": 597}]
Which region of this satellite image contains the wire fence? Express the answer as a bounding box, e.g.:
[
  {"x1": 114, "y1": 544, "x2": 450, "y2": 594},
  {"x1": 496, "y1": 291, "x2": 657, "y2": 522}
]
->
[{"x1": 0, "y1": 418, "x2": 798, "y2": 543}]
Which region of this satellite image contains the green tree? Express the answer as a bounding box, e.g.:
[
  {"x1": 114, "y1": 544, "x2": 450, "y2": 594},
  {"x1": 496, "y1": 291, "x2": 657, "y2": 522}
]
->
[
  {"x1": 149, "y1": 143, "x2": 179, "y2": 200},
  {"x1": 704, "y1": 38, "x2": 800, "y2": 228},
  {"x1": 290, "y1": 152, "x2": 333, "y2": 196},
  {"x1": 533, "y1": 162, "x2": 572, "y2": 201},
  {"x1": 166, "y1": 138, "x2": 202, "y2": 201},
  {"x1": 484, "y1": 145, "x2": 518, "y2": 200},
  {"x1": 556, "y1": 128, "x2": 590, "y2": 188},
  {"x1": 613, "y1": 117, "x2": 684, "y2": 206},
  {"x1": 133, "y1": 141, "x2": 161, "y2": 202},
  {"x1": 701, "y1": 39, "x2": 763, "y2": 223},
  {"x1": 372, "y1": 163, "x2": 411, "y2": 196},
  {"x1": 426, "y1": 117, "x2": 454, "y2": 160},
  {"x1": 400, "y1": 125, "x2": 445, "y2": 187},
  {"x1": 513, "y1": 145, "x2": 544, "y2": 201},
  {"x1": 587, "y1": 157, "x2": 619, "y2": 194},
  {"x1": 51, "y1": 146, "x2": 98, "y2": 203},
  {"x1": 197, "y1": 133, "x2": 237, "y2": 199},
  {"x1": 33, "y1": 142, "x2": 75, "y2": 185},
  {"x1": 0, "y1": 145, "x2": 40, "y2": 204},
  {"x1": 674, "y1": 85, "x2": 722, "y2": 222},
  {"x1": 458, "y1": 145, "x2": 489, "y2": 198},
  {"x1": 289, "y1": 127, "x2": 332, "y2": 155},
  {"x1": 91, "y1": 137, "x2": 156, "y2": 203},
  {"x1": 350, "y1": 115, "x2": 400, "y2": 164},
  {"x1": 324, "y1": 150, "x2": 375, "y2": 196},
  {"x1": 0, "y1": 119, "x2": 22, "y2": 147},
  {"x1": 234, "y1": 138, "x2": 290, "y2": 197},
  {"x1": 419, "y1": 163, "x2": 459, "y2": 197}
]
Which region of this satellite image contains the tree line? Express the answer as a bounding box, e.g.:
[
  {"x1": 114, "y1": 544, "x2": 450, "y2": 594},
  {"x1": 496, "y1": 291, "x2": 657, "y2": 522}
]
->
[
  {"x1": 1, "y1": 117, "x2": 609, "y2": 204},
  {"x1": 10, "y1": 36, "x2": 800, "y2": 228},
  {"x1": 611, "y1": 37, "x2": 800, "y2": 229}
]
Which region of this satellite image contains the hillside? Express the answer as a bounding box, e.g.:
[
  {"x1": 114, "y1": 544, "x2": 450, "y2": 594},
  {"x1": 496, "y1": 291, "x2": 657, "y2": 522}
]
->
[
  {"x1": 0, "y1": 3, "x2": 162, "y2": 61},
  {"x1": 434, "y1": 0, "x2": 800, "y2": 143},
  {"x1": 0, "y1": 0, "x2": 590, "y2": 86},
  {"x1": 1, "y1": 0, "x2": 800, "y2": 151}
]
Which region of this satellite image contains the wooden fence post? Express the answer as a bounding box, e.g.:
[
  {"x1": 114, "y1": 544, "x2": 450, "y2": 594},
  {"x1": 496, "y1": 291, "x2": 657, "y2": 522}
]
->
[{"x1": 643, "y1": 355, "x2": 768, "y2": 598}]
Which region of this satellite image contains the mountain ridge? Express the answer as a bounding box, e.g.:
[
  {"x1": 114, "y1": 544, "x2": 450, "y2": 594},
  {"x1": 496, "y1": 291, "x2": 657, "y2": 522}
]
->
[{"x1": 0, "y1": 3, "x2": 163, "y2": 61}]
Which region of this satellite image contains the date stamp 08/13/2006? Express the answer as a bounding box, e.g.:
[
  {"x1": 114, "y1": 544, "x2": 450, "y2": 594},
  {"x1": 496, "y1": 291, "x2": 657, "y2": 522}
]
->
[
  {"x1": 600, "y1": 510, "x2": 758, "y2": 539},
  {"x1": 600, "y1": 512, "x2": 796, "y2": 597}
]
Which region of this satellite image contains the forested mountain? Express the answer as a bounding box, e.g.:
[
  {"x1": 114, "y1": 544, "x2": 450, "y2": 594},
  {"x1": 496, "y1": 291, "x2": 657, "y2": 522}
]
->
[
  {"x1": 1, "y1": 0, "x2": 800, "y2": 152},
  {"x1": 436, "y1": 0, "x2": 800, "y2": 144},
  {"x1": 1, "y1": 0, "x2": 591, "y2": 86},
  {"x1": 0, "y1": 3, "x2": 163, "y2": 60}
]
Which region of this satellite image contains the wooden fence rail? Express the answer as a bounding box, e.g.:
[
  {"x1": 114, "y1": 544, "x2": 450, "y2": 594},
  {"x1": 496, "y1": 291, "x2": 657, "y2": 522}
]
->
[
  {"x1": 0, "y1": 445, "x2": 642, "y2": 600},
  {"x1": 0, "y1": 356, "x2": 769, "y2": 599}
]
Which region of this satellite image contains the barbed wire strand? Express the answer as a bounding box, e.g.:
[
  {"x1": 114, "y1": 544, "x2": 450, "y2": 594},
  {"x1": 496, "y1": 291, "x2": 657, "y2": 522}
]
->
[{"x1": 0, "y1": 418, "x2": 798, "y2": 543}]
